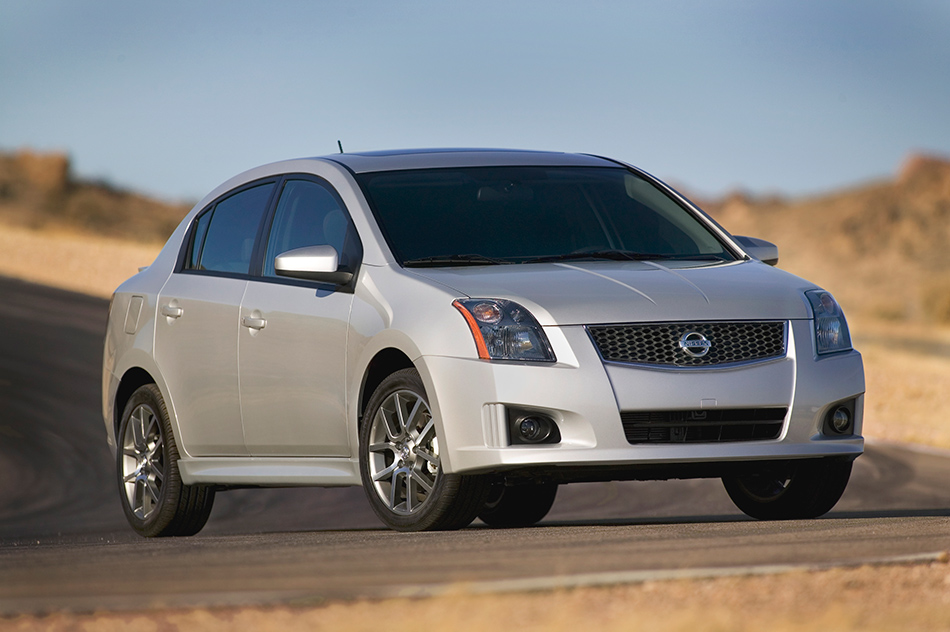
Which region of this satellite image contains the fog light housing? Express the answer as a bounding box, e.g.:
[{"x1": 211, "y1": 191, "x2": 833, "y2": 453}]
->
[
  {"x1": 507, "y1": 409, "x2": 561, "y2": 445},
  {"x1": 823, "y1": 400, "x2": 855, "y2": 436},
  {"x1": 831, "y1": 407, "x2": 851, "y2": 433}
]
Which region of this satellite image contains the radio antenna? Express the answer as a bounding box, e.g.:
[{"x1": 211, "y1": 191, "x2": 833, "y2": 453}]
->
[{"x1": 337, "y1": 140, "x2": 344, "y2": 154}]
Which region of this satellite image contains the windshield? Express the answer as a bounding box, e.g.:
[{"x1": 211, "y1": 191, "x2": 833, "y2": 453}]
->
[{"x1": 355, "y1": 166, "x2": 736, "y2": 267}]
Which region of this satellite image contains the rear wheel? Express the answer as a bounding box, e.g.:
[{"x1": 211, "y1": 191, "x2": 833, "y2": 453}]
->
[
  {"x1": 479, "y1": 482, "x2": 558, "y2": 528},
  {"x1": 359, "y1": 369, "x2": 489, "y2": 531},
  {"x1": 722, "y1": 459, "x2": 852, "y2": 520},
  {"x1": 117, "y1": 384, "x2": 215, "y2": 537}
]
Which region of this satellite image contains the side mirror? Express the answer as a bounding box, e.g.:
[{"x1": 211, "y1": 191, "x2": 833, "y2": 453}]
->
[
  {"x1": 275, "y1": 245, "x2": 354, "y2": 284},
  {"x1": 733, "y1": 236, "x2": 779, "y2": 266}
]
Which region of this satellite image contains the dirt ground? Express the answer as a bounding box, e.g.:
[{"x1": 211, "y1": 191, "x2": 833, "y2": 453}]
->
[{"x1": 3, "y1": 224, "x2": 949, "y2": 631}]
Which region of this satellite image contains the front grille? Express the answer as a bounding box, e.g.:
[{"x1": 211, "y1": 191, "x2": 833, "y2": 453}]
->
[
  {"x1": 588, "y1": 321, "x2": 786, "y2": 367},
  {"x1": 620, "y1": 408, "x2": 787, "y2": 444}
]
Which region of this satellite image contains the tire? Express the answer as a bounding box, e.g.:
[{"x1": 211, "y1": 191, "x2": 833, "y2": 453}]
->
[
  {"x1": 359, "y1": 368, "x2": 489, "y2": 531},
  {"x1": 479, "y1": 482, "x2": 558, "y2": 528},
  {"x1": 117, "y1": 384, "x2": 215, "y2": 537},
  {"x1": 722, "y1": 459, "x2": 853, "y2": 521}
]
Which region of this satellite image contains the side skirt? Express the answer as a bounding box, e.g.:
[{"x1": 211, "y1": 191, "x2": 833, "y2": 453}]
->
[{"x1": 178, "y1": 456, "x2": 361, "y2": 487}]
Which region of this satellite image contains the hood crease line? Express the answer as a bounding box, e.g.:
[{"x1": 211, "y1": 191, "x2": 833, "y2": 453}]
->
[
  {"x1": 643, "y1": 261, "x2": 711, "y2": 304},
  {"x1": 554, "y1": 263, "x2": 657, "y2": 305}
]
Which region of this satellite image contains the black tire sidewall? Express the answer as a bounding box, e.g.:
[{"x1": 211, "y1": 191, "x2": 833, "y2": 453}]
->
[
  {"x1": 478, "y1": 482, "x2": 558, "y2": 528},
  {"x1": 723, "y1": 459, "x2": 853, "y2": 520},
  {"x1": 116, "y1": 384, "x2": 187, "y2": 537}
]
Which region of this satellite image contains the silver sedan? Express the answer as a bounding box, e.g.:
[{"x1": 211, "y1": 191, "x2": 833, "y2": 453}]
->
[{"x1": 102, "y1": 149, "x2": 864, "y2": 535}]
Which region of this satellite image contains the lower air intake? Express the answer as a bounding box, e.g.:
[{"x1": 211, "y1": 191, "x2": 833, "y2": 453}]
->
[{"x1": 620, "y1": 408, "x2": 787, "y2": 444}]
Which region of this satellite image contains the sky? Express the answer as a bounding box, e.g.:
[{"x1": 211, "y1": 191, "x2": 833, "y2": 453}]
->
[{"x1": 2, "y1": 1, "x2": 949, "y2": 203}]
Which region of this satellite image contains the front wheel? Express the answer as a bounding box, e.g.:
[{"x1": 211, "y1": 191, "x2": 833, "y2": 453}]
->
[
  {"x1": 722, "y1": 459, "x2": 853, "y2": 520},
  {"x1": 117, "y1": 384, "x2": 215, "y2": 537},
  {"x1": 359, "y1": 369, "x2": 489, "y2": 531}
]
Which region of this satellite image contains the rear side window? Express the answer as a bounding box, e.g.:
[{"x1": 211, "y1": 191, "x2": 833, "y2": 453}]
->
[{"x1": 187, "y1": 182, "x2": 275, "y2": 274}]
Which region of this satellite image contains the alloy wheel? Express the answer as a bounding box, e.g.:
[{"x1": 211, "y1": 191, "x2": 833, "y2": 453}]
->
[
  {"x1": 120, "y1": 403, "x2": 165, "y2": 520},
  {"x1": 367, "y1": 389, "x2": 441, "y2": 515}
]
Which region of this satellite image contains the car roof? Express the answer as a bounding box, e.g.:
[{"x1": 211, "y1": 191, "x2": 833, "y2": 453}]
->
[{"x1": 321, "y1": 148, "x2": 620, "y2": 174}]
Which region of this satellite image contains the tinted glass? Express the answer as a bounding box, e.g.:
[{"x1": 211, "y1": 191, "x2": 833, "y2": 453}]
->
[
  {"x1": 263, "y1": 179, "x2": 351, "y2": 277},
  {"x1": 198, "y1": 183, "x2": 275, "y2": 274},
  {"x1": 187, "y1": 210, "x2": 213, "y2": 269},
  {"x1": 356, "y1": 167, "x2": 733, "y2": 266}
]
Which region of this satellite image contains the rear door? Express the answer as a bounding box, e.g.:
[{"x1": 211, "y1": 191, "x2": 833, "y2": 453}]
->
[{"x1": 154, "y1": 181, "x2": 276, "y2": 456}]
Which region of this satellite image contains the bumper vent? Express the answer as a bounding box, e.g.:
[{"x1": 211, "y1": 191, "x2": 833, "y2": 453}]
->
[
  {"x1": 588, "y1": 321, "x2": 786, "y2": 368},
  {"x1": 620, "y1": 408, "x2": 787, "y2": 444}
]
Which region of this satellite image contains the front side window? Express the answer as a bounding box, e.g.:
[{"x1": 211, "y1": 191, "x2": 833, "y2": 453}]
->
[
  {"x1": 188, "y1": 182, "x2": 275, "y2": 274},
  {"x1": 263, "y1": 178, "x2": 360, "y2": 278},
  {"x1": 356, "y1": 166, "x2": 735, "y2": 267}
]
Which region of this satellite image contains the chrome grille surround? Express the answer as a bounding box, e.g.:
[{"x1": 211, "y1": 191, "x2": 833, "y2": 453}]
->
[{"x1": 587, "y1": 321, "x2": 787, "y2": 368}]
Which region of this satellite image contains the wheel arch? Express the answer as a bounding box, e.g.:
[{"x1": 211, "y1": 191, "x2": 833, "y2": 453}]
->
[
  {"x1": 358, "y1": 347, "x2": 416, "y2": 425},
  {"x1": 114, "y1": 367, "x2": 157, "y2": 438}
]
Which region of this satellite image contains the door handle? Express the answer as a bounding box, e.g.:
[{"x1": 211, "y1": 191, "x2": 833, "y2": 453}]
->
[
  {"x1": 242, "y1": 316, "x2": 267, "y2": 330},
  {"x1": 160, "y1": 304, "x2": 183, "y2": 319}
]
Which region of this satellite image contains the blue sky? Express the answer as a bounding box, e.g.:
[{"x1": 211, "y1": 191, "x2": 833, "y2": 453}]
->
[{"x1": 2, "y1": 1, "x2": 948, "y2": 202}]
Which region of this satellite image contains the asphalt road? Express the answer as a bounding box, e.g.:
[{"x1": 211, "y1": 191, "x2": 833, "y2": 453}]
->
[{"x1": 1, "y1": 276, "x2": 948, "y2": 614}]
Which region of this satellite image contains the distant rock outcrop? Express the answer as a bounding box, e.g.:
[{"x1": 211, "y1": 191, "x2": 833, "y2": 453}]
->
[
  {"x1": 0, "y1": 148, "x2": 191, "y2": 243},
  {"x1": 0, "y1": 149, "x2": 70, "y2": 193}
]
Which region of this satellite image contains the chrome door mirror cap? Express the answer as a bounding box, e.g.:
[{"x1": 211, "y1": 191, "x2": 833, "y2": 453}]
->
[{"x1": 275, "y1": 245, "x2": 353, "y2": 284}]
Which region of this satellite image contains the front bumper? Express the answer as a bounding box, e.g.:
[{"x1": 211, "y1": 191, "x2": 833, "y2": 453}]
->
[{"x1": 420, "y1": 320, "x2": 865, "y2": 478}]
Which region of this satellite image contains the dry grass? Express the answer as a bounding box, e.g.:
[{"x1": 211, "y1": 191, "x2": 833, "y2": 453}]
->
[{"x1": 3, "y1": 560, "x2": 950, "y2": 631}]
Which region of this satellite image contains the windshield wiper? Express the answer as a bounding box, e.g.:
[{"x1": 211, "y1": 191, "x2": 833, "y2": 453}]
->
[
  {"x1": 402, "y1": 254, "x2": 513, "y2": 268},
  {"x1": 522, "y1": 251, "x2": 731, "y2": 264},
  {"x1": 521, "y1": 250, "x2": 666, "y2": 264}
]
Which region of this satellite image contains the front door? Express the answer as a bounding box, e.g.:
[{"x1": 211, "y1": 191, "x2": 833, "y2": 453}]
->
[
  {"x1": 237, "y1": 177, "x2": 361, "y2": 457},
  {"x1": 238, "y1": 281, "x2": 353, "y2": 456}
]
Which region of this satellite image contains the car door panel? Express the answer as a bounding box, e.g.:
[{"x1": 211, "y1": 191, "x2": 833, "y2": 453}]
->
[
  {"x1": 154, "y1": 273, "x2": 248, "y2": 456},
  {"x1": 239, "y1": 281, "x2": 353, "y2": 456}
]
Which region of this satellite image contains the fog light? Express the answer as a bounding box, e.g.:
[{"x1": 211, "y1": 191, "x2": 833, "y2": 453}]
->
[
  {"x1": 518, "y1": 416, "x2": 552, "y2": 443},
  {"x1": 831, "y1": 407, "x2": 852, "y2": 433}
]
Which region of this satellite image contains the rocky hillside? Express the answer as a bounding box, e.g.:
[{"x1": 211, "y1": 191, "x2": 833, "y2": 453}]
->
[{"x1": 0, "y1": 149, "x2": 191, "y2": 243}]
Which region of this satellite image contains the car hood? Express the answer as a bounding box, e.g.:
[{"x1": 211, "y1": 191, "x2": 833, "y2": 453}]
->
[{"x1": 409, "y1": 260, "x2": 815, "y2": 326}]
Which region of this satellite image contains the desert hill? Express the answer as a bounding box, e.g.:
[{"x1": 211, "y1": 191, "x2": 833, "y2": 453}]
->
[{"x1": 0, "y1": 149, "x2": 191, "y2": 243}]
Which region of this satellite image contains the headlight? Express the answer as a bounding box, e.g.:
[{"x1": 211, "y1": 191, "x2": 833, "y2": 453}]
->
[
  {"x1": 453, "y1": 299, "x2": 556, "y2": 362},
  {"x1": 805, "y1": 290, "x2": 852, "y2": 354}
]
